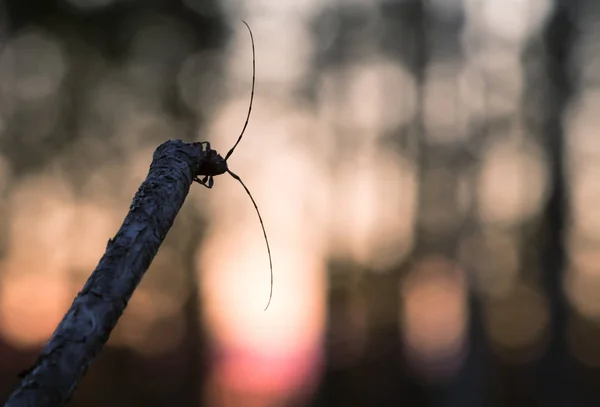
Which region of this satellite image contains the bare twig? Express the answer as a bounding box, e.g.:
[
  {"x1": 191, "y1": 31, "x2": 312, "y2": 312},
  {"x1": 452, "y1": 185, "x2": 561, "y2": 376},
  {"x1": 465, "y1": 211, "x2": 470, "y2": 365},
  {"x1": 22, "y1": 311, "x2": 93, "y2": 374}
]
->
[{"x1": 4, "y1": 140, "x2": 202, "y2": 407}]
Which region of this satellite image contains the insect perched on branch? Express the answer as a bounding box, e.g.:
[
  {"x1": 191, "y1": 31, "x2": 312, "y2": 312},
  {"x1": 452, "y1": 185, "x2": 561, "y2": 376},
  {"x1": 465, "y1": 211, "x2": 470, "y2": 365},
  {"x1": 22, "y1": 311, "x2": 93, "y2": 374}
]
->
[{"x1": 192, "y1": 21, "x2": 273, "y2": 311}]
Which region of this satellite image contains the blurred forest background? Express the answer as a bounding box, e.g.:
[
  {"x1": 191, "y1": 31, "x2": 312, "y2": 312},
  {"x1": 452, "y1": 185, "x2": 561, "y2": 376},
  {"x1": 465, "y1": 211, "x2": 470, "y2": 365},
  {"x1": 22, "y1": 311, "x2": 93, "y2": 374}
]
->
[{"x1": 0, "y1": 0, "x2": 598, "y2": 406}]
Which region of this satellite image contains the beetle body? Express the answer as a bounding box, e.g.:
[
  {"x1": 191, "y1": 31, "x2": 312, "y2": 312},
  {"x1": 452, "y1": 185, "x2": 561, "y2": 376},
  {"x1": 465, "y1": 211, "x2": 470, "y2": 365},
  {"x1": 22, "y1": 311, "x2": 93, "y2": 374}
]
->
[{"x1": 194, "y1": 142, "x2": 228, "y2": 188}]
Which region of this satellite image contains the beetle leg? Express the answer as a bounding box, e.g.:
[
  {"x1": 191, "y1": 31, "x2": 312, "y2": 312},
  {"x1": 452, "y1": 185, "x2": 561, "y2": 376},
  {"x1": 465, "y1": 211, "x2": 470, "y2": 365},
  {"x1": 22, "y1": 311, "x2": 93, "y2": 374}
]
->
[
  {"x1": 193, "y1": 141, "x2": 211, "y2": 154},
  {"x1": 201, "y1": 141, "x2": 211, "y2": 153},
  {"x1": 193, "y1": 175, "x2": 214, "y2": 189}
]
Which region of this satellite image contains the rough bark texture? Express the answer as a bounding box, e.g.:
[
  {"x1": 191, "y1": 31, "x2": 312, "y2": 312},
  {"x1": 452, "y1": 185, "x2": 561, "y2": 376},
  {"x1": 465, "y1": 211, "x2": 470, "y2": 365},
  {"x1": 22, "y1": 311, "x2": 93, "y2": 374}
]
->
[{"x1": 4, "y1": 139, "x2": 202, "y2": 407}]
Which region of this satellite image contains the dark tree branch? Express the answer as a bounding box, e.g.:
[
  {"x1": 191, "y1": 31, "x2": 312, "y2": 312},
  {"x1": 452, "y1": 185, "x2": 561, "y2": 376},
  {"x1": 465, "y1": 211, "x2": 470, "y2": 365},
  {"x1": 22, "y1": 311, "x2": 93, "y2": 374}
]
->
[{"x1": 4, "y1": 140, "x2": 203, "y2": 407}]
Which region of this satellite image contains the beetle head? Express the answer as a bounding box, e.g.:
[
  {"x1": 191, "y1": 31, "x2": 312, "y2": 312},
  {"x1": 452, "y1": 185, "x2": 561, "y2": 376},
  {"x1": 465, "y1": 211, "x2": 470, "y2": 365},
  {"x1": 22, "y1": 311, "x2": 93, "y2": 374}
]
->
[
  {"x1": 195, "y1": 147, "x2": 228, "y2": 177},
  {"x1": 207, "y1": 150, "x2": 228, "y2": 176}
]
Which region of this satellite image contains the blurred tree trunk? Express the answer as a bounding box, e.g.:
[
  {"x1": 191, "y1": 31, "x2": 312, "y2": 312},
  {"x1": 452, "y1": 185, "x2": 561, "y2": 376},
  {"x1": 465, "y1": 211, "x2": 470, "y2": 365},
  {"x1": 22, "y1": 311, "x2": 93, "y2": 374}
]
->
[{"x1": 533, "y1": 0, "x2": 579, "y2": 405}]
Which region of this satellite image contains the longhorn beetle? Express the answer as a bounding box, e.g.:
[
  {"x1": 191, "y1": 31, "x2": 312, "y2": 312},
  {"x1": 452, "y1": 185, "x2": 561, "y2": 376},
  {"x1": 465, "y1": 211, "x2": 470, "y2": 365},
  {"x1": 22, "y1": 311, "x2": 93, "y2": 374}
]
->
[{"x1": 192, "y1": 21, "x2": 273, "y2": 311}]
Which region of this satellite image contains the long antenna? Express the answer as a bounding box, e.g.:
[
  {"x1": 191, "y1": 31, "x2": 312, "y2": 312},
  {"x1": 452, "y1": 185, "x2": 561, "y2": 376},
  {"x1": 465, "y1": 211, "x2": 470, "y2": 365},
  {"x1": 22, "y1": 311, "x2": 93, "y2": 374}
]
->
[
  {"x1": 225, "y1": 20, "x2": 255, "y2": 161},
  {"x1": 227, "y1": 169, "x2": 273, "y2": 310},
  {"x1": 224, "y1": 22, "x2": 272, "y2": 310}
]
